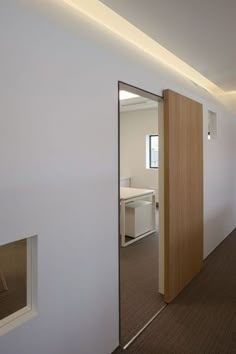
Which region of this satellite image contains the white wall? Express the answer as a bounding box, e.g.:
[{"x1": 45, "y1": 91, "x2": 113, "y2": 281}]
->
[
  {"x1": 0, "y1": 1, "x2": 235, "y2": 354},
  {"x1": 120, "y1": 108, "x2": 158, "y2": 192},
  {"x1": 203, "y1": 104, "x2": 236, "y2": 257}
]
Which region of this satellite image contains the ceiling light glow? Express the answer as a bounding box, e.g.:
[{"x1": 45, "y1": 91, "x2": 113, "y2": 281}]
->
[
  {"x1": 61, "y1": 0, "x2": 231, "y2": 97},
  {"x1": 119, "y1": 90, "x2": 139, "y2": 100}
]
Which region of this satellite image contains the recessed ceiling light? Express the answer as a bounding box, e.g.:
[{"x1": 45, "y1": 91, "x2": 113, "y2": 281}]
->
[{"x1": 119, "y1": 90, "x2": 139, "y2": 100}]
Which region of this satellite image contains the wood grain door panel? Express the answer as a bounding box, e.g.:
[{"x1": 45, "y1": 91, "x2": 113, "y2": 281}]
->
[{"x1": 164, "y1": 90, "x2": 203, "y2": 303}]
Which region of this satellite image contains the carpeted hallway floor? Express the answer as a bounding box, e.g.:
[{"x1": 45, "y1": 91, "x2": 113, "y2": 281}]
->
[
  {"x1": 120, "y1": 232, "x2": 165, "y2": 345},
  {"x1": 115, "y1": 229, "x2": 236, "y2": 354}
]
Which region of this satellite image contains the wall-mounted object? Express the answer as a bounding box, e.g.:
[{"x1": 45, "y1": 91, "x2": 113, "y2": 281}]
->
[{"x1": 208, "y1": 110, "x2": 217, "y2": 140}]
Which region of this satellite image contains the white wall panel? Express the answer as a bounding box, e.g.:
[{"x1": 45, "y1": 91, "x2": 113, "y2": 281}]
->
[{"x1": 0, "y1": 1, "x2": 235, "y2": 353}]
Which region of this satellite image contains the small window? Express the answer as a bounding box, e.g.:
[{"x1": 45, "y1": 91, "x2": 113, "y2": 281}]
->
[
  {"x1": 149, "y1": 135, "x2": 159, "y2": 168},
  {"x1": 0, "y1": 236, "x2": 37, "y2": 335}
]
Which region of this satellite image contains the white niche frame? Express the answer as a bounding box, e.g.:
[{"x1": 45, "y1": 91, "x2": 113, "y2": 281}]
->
[{"x1": 0, "y1": 235, "x2": 38, "y2": 336}]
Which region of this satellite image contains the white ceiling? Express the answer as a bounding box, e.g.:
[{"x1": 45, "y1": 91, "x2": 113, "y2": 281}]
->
[
  {"x1": 120, "y1": 94, "x2": 158, "y2": 112},
  {"x1": 100, "y1": 0, "x2": 236, "y2": 92}
]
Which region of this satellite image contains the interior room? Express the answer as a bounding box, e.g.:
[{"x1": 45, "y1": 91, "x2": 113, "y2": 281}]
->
[{"x1": 119, "y1": 84, "x2": 165, "y2": 347}]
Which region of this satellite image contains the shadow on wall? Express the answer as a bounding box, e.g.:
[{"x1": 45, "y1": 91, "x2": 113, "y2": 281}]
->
[{"x1": 204, "y1": 204, "x2": 235, "y2": 259}]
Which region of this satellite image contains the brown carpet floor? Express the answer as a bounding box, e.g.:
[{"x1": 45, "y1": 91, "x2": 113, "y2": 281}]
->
[
  {"x1": 120, "y1": 232, "x2": 165, "y2": 346},
  {"x1": 0, "y1": 239, "x2": 27, "y2": 320},
  {"x1": 115, "y1": 229, "x2": 236, "y2": 354}
]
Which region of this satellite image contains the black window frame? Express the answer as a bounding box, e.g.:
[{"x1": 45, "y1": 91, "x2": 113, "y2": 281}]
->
[{"x1": 149, "y1": 134, "x2": 159, "y2": 169}]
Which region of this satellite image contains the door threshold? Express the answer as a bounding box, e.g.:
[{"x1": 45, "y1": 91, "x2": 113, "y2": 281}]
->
[{"x1": 122, "y1": 303, "x2": 167, "y2": 350}]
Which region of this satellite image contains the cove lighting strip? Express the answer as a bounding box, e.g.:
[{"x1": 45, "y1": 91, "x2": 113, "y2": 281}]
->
[
  {"x1": 219, "y1": 90, "x2": 236, "y2": 96},
  {"x1": 62, "y1": 0, "x2": 234, "y2": 96}
]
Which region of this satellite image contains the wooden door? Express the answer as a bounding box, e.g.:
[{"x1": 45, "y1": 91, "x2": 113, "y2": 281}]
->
[{"x1": 164, "y1": 89, "x2": 203, "y2": 303}]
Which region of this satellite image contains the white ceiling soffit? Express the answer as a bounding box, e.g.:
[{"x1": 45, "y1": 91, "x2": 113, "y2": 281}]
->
[
  {"x1": 100, "y1": 0, "x2": 236, "y2": 94},
  {"x1": 61, "y1": 0, "x2": 236, "y2": 101}
]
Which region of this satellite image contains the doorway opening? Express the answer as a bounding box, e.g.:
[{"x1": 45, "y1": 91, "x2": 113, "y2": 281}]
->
[{"x1": 118, "y1": 82, "x2": 166, "y2": 348}]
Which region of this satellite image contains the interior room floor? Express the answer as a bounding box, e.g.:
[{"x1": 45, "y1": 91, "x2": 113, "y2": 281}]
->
[
  {"x1": 116, "y1": 229, "x2": 236, "y2": 354},
  {"x1": 120, "y1": 231, "x2": 165, "y2": 346}
]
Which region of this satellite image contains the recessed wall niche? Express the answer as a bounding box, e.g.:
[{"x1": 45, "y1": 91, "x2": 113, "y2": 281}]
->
[
  {"x1": 208, "y1": 110, "x2": 217, "y2": 140},
  {"x1": 0, "y1": 236, "x2": 37, "y2": 335}
]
